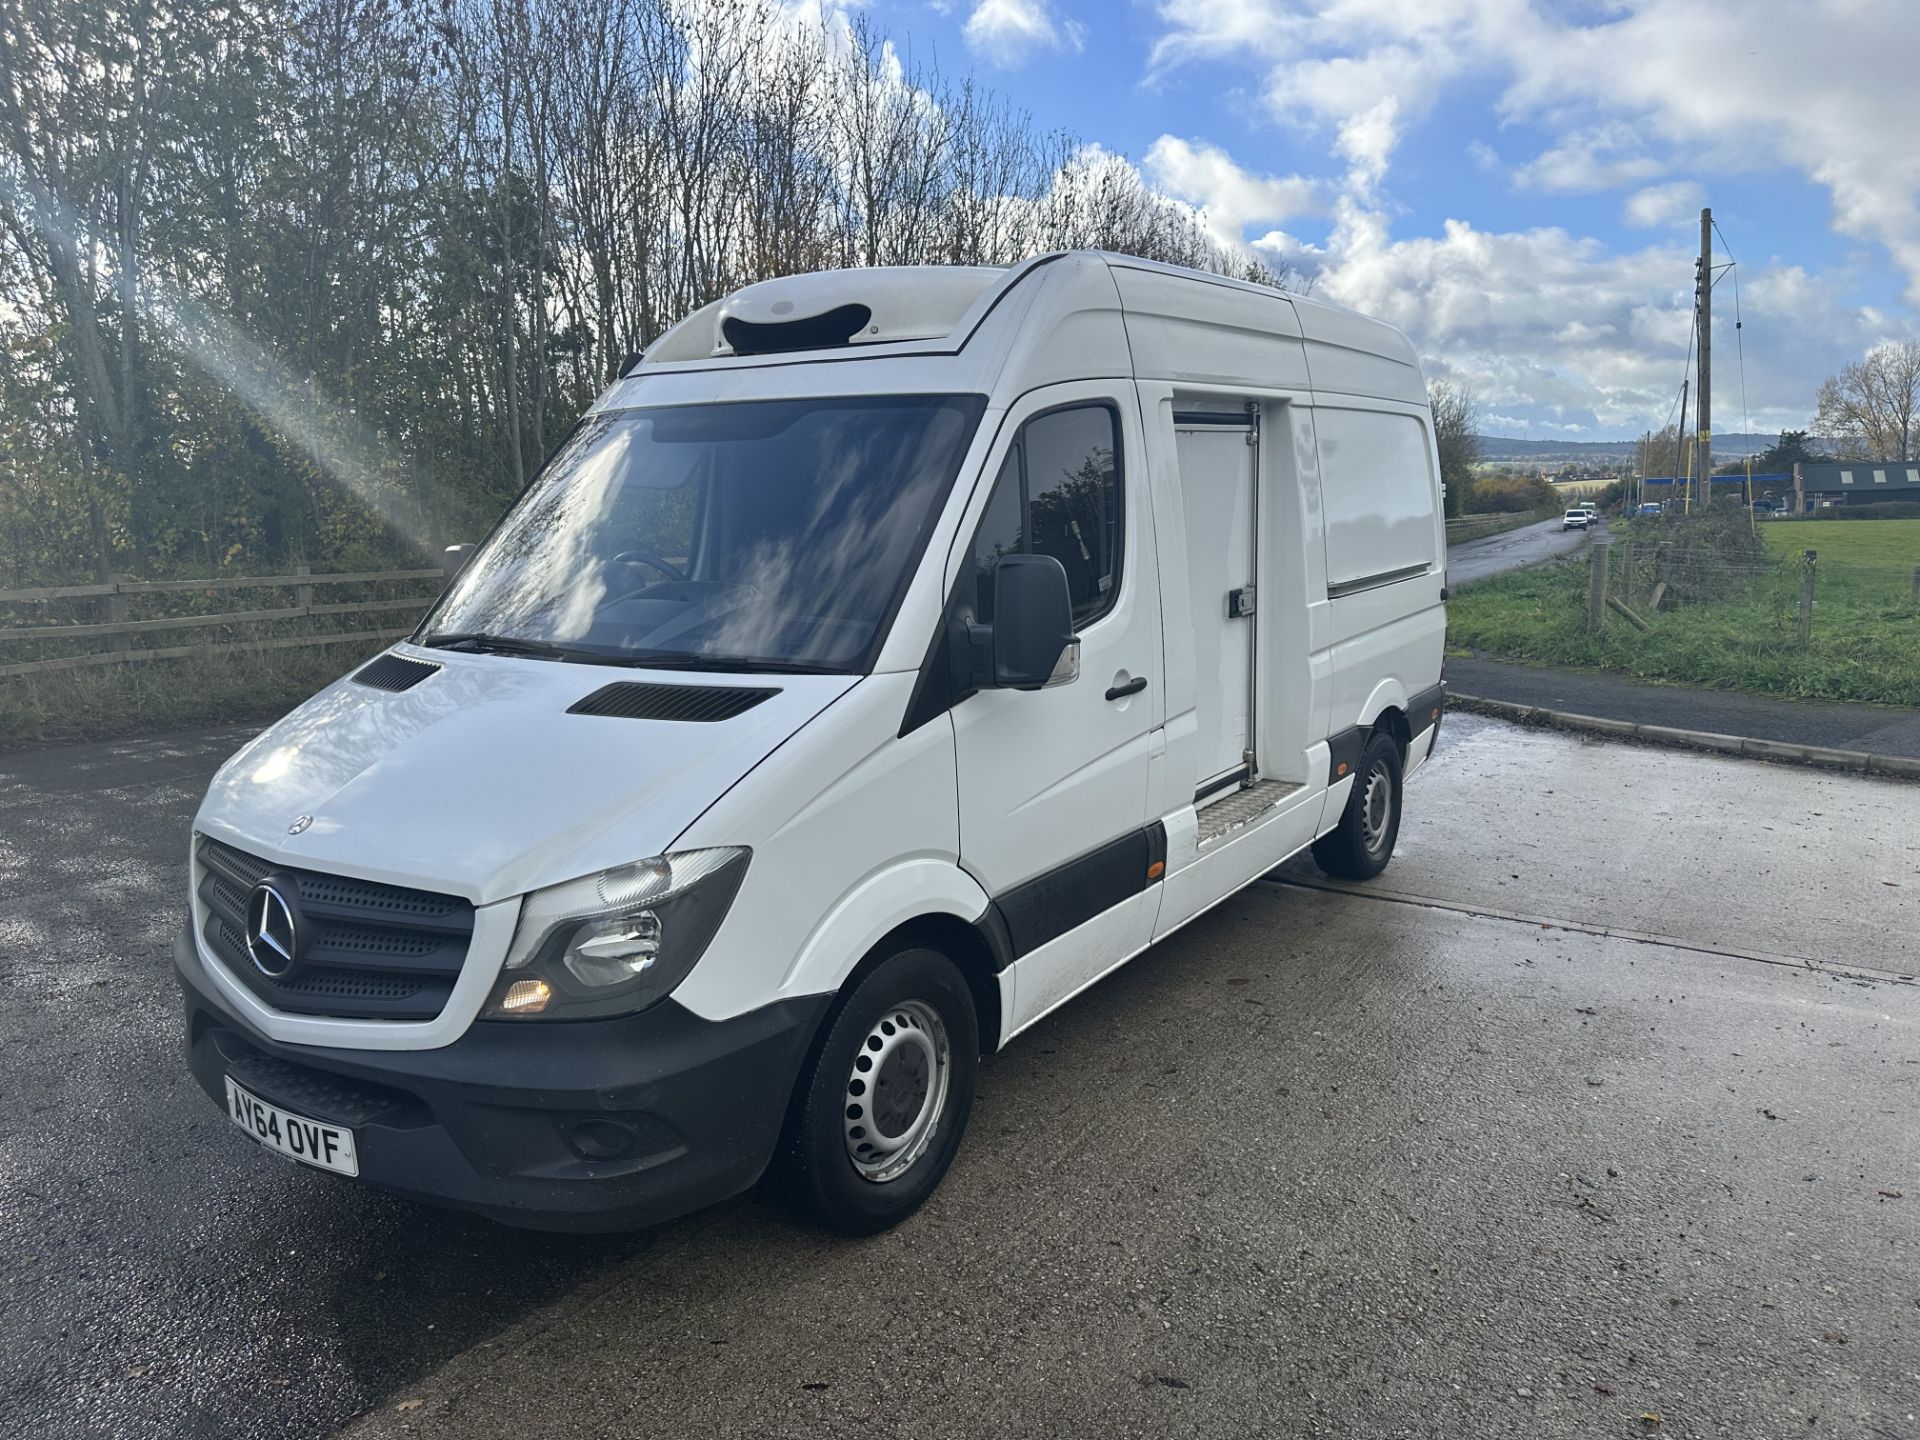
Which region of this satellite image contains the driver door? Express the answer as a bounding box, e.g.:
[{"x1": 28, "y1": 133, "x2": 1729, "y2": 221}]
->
[{"x1": 948, "y1": 384, "x2": 1162, "y2": 1035}]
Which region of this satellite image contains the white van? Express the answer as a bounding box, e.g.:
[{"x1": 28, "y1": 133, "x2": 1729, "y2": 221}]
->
[{"x1": 177, "y1": 252, "x2": 1447, "y2": 1234}]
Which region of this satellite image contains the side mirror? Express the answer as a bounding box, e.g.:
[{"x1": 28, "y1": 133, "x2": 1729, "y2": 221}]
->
[
  {"x1": 984, "y1": 553, "x2": 1077, "y2": 690},
  {"x1": 442, "y1": 543, "x2": 477, "y2": 583}
]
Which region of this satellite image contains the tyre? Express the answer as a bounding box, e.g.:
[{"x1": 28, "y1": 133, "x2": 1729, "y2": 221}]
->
[
  {"x1": 1312, "y1": 731, "x2": 1403, "y2": 881},
  {"x1": 772, "y1": 945, "x2": 979, "y2": 1235}
]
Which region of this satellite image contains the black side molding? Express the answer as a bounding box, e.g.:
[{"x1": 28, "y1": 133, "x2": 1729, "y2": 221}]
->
[
  {"x1": 1410, "y1": 682, "x2": 1446, "y2": 738},
  {"x1": 1326, "y1": 726, "x2": 1368, "y2": 787},
  {"x1": 986, "y1": 819, "x2": 1168, "y2": 968}
]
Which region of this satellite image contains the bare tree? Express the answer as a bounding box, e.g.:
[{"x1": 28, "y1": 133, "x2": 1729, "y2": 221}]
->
[
  {"x1": 1428, "y1": 379, "x2": 1481, "y2": 516},
  {"x1": 1813, "y1": 340, "x2": 1920, "y2": 462}
]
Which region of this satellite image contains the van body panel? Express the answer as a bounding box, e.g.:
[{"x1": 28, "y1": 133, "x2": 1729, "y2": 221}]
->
[
  {"x1": 1153, "y1": 783, "x2": 1323, "y2": 940},
  {"x1": 192, "y1": 647, "x2": 854, "y2": 905},
  {"x1": 1110, "y1": 263, "x2": 1311, "y2": 391},
  {"x1": 1000, "y1": 889, "x2": 1156, "y2": 1040},
  {"x1": 972, "y1": 255, "x2": 1134, "y2": 399},
  {"x1": 669, "y1": 669, "x2": 966, "y2": 1020},
  {"x1": 1293, "y1": 304, "x2": 1427, "y2": 405}
]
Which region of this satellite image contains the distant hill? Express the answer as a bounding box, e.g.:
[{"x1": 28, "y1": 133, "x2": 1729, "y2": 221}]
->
[{"x1": 1475, "y1": 432, "x2": 1787, "y2": 465}]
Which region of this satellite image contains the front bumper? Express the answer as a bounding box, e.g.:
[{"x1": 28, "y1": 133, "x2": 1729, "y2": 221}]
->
[{"x1": 175, "y1": 925, "x2": 829, "y2": 1232}]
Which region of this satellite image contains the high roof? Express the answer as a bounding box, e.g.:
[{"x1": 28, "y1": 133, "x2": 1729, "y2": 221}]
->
[{"x1": 623, "y1": 251, "x2": 1427, "y2": 408}]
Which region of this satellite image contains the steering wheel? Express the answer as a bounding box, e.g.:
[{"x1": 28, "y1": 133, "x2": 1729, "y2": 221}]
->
[{"x1": 610, "y1": 549, "x2": 686, "y2": 582}]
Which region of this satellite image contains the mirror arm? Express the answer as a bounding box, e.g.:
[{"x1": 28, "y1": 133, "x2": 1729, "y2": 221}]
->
[{"x1": 963, "y1": 619, "x2": 995, "y2": 691}]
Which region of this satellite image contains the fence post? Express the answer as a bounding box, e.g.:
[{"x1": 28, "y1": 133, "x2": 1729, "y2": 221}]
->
[
  {"x1": 1798, "y1": 549, "x2": 1817, "y2": 644},
  {"x1": 1588, "y1": 534, "x2": 1612, "y2": 631},
  {"x1": 293, "y1": 561, "x2": 314, "y2": 615},
  {"x1": 1910, "y1": 565, "x2": 1919, "y2": 604}
]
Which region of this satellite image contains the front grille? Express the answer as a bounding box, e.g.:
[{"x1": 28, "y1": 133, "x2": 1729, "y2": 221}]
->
[{"x1": 196, "y1": 836, "x2": 473, "y2": 1022}]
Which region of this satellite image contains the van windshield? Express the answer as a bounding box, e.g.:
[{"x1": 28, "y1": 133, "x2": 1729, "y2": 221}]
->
[{"x1": 420, "y1": 394, "x2": 986, "y2": 674}]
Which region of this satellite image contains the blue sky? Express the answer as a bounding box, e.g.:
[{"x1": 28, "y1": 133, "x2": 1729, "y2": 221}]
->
[{"x1": 831, "y1": 0, "x2": 1920, "y2": 440}]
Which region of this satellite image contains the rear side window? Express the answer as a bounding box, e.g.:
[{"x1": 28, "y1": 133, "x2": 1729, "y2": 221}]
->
[
  {"x1": 1315, "y1": 407, "x2": 1437, "y2": 592},
  {"x1": 968, "y1": 404, "x2": 1123, "y2": 627}
]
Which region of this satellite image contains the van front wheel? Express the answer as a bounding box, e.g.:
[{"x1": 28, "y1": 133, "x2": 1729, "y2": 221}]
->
[
  {"x1": 772, "y1": 946, "x2": 979, "y2": 1235},
  {"x1": 1313, "y1": 732, "x2": 1403, "y2": 880}
]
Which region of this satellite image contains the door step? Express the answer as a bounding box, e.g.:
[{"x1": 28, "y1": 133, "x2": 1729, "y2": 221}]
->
[{"x1": 1196, "y1": 779, "x2": 1303, "y2": 848}]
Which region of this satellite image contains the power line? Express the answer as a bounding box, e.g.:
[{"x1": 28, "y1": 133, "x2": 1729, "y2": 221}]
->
[
  {"x1": 1712, "y1": 216, "x2": 1757, "y2": 527},
  {"x1": 1710, "y1": 217, "x2": 1753, "y2": 446}
]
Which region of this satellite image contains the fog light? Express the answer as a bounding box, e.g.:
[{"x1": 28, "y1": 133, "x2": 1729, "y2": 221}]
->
[
  {"x1": 567, "y1": 1118, "x2": 639, "y2": 1161},
  {"x1": 499, "y1": 977, "x2": 552, "y2": 1014}
]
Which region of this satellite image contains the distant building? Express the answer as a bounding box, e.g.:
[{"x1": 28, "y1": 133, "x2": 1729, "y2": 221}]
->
[
  {"x1": 1641, "y1": 472, "x2": 1792, "y2": 503},
  {"x1": 1792, "y1": 461, "x2": 1920, "y2": 512}
]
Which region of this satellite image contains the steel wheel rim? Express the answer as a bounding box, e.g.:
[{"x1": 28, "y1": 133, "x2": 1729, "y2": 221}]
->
[
  {"x1": 843, "y1": 999, "x2": 951, "y2": 1183},
  {"x1": 1360, "y1": 761, "x2": 1393, "y2": 853}
]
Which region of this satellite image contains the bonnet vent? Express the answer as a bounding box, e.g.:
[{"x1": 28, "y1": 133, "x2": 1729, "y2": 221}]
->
[
  {"x1": 721, "y1": 303, "x2": 872, "y2": 357},
  {"x1": 568, "y1": 682, "x2": 781, "y2": 723},
  {"x1": 352, "y1": 653, "x2": 442, "y2": 692}
]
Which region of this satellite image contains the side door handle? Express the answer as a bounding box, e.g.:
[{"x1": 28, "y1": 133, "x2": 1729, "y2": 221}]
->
[{"x1": 1105, "y1": 676, "x2": 1148, "y2": 702}]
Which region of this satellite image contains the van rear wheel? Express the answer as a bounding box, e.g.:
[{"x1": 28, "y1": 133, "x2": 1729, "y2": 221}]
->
[
  {"x1": 772, "y1": 946, "x2": 979, "y2": 1235},
  {"x1": 1312, "y1": 732, "x2": 1403, "y2": 880}
]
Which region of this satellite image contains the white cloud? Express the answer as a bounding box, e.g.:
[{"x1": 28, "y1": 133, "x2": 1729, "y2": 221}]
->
[
  {"x1": 1624, "y1": 181, "x2": 1705, "y2": 230},
  {"x1": 1512, "y1": 124, "x2": 1665, "y2": 194},
  {"x1": 1151, "y1": 0, "x2": 1920, "y2": 303},
  {"x1": 1142, "y1": 0, "x2": 1920, "y2": 435},
  {"x1": 962, "y1": 0, "x2": 1086, "y2": 67},
  {"x1": 1143, "y1": 135, "x2": 1324, "y2": 250}
]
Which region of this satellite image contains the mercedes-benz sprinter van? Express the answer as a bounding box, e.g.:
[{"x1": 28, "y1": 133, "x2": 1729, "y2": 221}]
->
[{"x1": 177, "y1": 252, "x2": 1447, "y2": 1234}]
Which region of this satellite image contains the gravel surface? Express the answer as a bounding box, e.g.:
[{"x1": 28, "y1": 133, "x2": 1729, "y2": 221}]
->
[{"x1": 4, "y1": 717, "x2": 1917, "y2": 1440}]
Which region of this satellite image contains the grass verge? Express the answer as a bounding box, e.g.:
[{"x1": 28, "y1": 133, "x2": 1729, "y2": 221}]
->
[{"x1": 1448, "y1": 519, "x2": 1920, "y2": 706}]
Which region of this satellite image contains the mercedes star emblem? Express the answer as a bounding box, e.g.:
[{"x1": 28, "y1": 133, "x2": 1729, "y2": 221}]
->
[{"x1": 244, "y1": 881, "x2": 301, "y2": 979}]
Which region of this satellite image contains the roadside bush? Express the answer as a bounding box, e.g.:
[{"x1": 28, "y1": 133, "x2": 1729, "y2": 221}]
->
[
  {"x1": 1472, "y1": 470, "x2": 1559, "y2": 514},
  {"x1": 1623, "y1": 506, "x2": 1772, "y2": 604}
]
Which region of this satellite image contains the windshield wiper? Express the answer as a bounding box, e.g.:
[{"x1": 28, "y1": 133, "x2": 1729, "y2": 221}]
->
[
  {"x1": 608, "y1": 650, "x2": 851, "y2": 676},
  {"x1": 417, "y1": 631, "x2": 577, "y2": 660}
]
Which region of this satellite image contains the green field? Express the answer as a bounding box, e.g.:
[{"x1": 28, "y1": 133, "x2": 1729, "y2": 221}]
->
[{"x1": 1448, "y1": 518, "x2": 1920, "y2": 706}]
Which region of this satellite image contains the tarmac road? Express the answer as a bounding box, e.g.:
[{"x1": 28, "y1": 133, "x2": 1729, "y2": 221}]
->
[
  {"x1": 1448, "y1": 515, "x2": 1593, "y2": 585},
  {"x1": 3, "y1": 717, "x2": 1917, "y2": 1440}
]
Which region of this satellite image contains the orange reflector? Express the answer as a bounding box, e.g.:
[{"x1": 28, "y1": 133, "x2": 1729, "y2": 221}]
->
[
  {"x1": 1147, "y1": 860, "x2": 1165, "y2": 880},
  {"x1": 1431, "y1": 707, "x2": 1440, "y2": 720},
  {"x1": 1336, "y1": 762, "x2": 1349, "y2": 777}
]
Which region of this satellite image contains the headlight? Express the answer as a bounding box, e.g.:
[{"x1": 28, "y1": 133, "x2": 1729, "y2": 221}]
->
[{"x1": 481, "y1": 848, "x2": 749, "y2": 1021}]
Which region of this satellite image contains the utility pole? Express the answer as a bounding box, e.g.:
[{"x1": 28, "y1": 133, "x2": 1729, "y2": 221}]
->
[
  {"x1": 1676, "y1": 376, "x2": 1688, "y2": 508},
  {"x1": 1697, "y1": 206, "x2": 1712, "y2": 511}
]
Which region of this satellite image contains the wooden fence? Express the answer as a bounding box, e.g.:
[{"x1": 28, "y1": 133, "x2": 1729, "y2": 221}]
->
[{"x1": 0, "y1": 564, "x2": 447, "y2": 678}]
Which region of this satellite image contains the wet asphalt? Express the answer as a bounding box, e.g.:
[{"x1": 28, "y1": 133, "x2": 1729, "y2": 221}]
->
[
  {"x1": 5, "y1": 717, "x2": 1919, "y2": 1439},
  {"x1": 1446, "y1": 654, "x2": 1920, "y2": 761},
  {"x1": 1447, "y1": 515, "x2": 1592, "y2": 585},
  {"x1": 0, "y1": 728, "x2": 643, "y2": 1440}
]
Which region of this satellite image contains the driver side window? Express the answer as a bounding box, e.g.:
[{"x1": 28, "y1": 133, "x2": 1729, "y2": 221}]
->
[{"x1": 968, "y1": 403, "x2": 1123, "y2": 628}]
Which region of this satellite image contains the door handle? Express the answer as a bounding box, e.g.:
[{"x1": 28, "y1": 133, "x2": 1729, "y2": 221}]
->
[{"x1": 1105, "y1": 676, "x2": 1148, "y2": 702}]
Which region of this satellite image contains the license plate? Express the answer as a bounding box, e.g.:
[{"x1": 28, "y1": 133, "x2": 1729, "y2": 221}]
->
[{"x1": 223, "y1": 1076, "x2": 360, "y2": 1177}]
